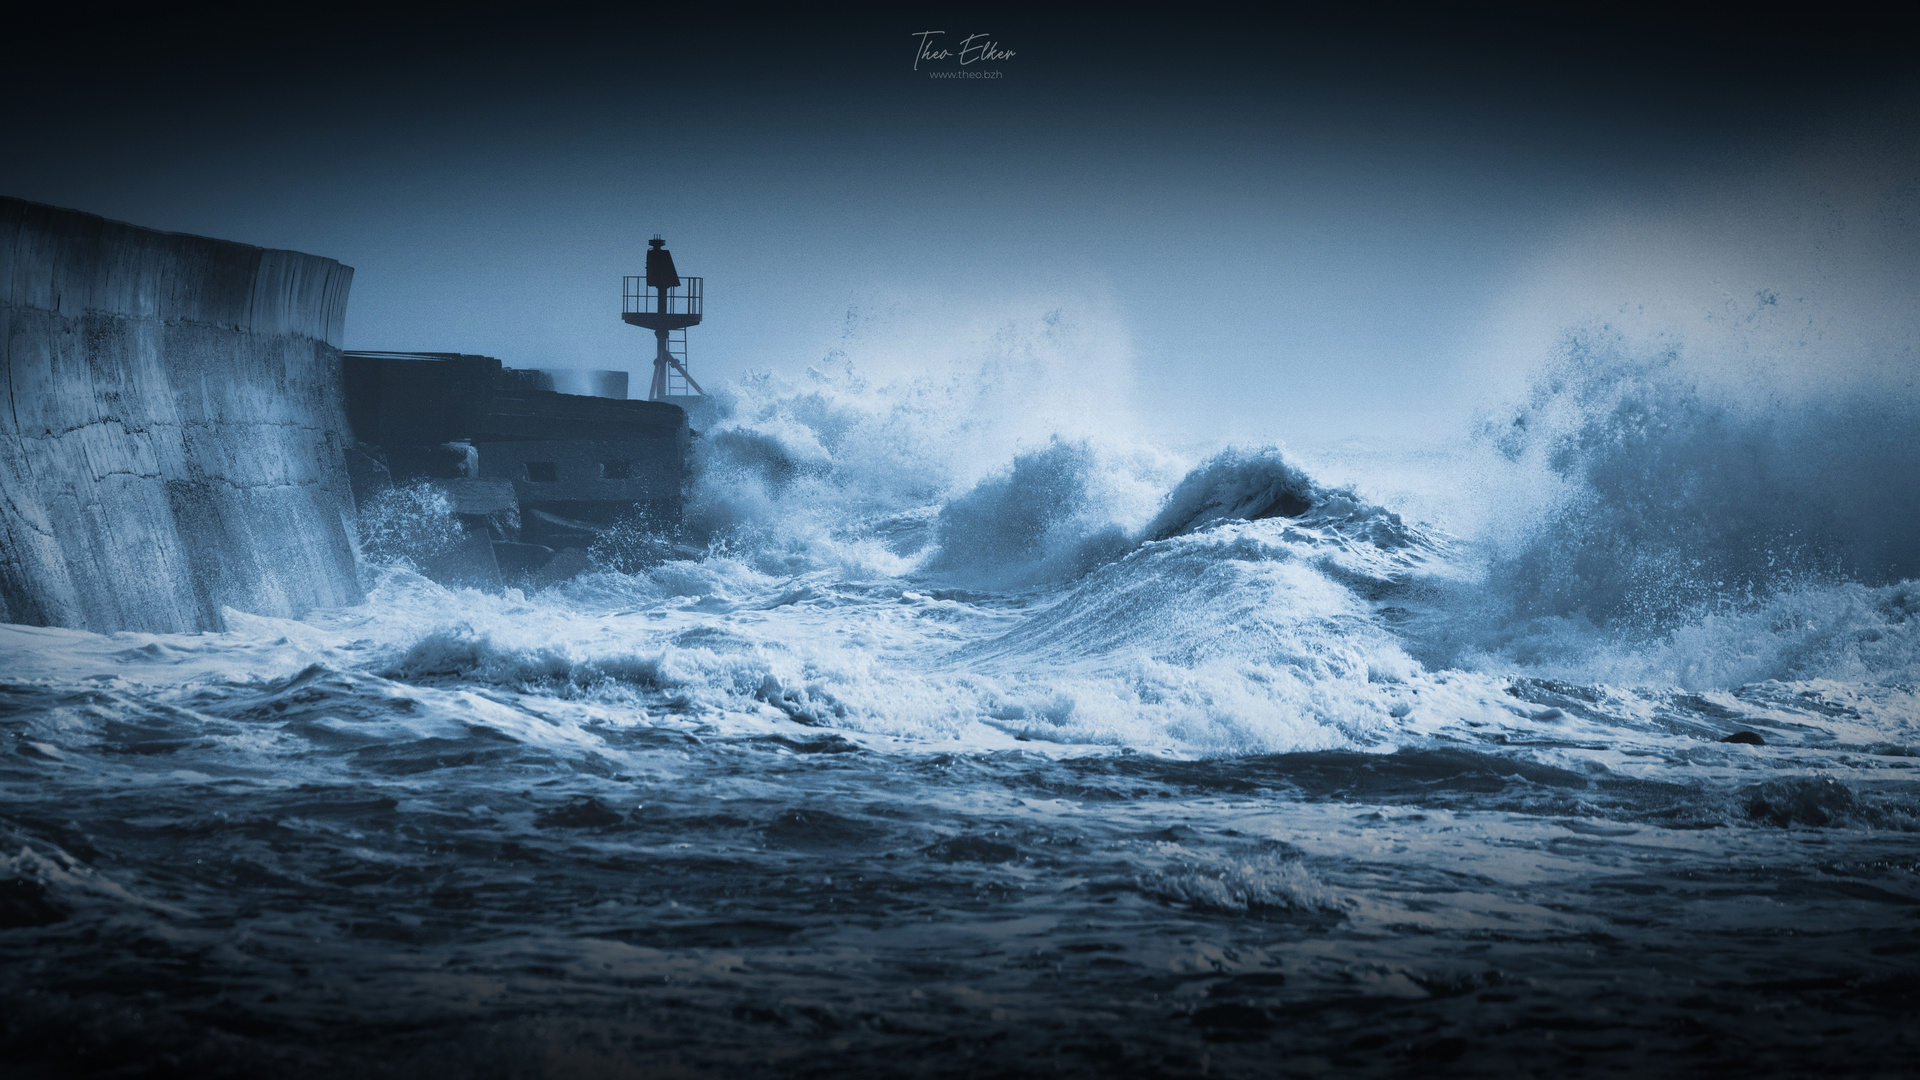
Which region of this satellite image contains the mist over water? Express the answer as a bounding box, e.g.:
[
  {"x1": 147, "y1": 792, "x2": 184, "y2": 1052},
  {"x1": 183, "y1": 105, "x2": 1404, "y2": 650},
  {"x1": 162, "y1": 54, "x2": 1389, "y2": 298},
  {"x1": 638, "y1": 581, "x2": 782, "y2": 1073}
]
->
[{"x1": 652, "y1": 276, "x2": 1920, "y2": 697}]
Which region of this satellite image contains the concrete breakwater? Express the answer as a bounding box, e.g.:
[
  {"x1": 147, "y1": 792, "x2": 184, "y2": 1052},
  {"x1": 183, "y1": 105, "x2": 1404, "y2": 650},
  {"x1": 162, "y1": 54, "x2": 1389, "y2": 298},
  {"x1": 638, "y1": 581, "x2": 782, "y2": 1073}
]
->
[
  {"x1": 342, "y1": 351, "x2": 690, "y2": 588},
  {"x1": 0, "y1": 197, "x2": 362, "y2": 633}
]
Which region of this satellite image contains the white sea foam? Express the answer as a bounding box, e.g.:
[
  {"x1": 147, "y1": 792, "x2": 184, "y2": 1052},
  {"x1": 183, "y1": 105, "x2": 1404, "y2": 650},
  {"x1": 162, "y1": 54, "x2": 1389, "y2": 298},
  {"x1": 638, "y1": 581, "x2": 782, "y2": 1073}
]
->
[{"x1": 9, "y1": 305, "x2": 1917, "y2": 767}]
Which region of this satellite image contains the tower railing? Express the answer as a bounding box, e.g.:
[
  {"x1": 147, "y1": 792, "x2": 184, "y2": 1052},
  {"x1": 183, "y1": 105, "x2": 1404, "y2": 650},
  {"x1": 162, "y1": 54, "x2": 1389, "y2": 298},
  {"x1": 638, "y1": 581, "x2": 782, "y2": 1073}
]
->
[{"x1": 623, "y1": 276, "x2": 702, "y2": 317}]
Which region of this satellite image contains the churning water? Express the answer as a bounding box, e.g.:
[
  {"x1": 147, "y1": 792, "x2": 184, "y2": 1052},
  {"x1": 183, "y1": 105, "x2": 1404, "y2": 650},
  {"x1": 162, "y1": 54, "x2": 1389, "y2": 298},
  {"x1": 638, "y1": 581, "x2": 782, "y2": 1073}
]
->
[{"x1": 3, "y1": 323, "x2": 1918, "y2": 1078}]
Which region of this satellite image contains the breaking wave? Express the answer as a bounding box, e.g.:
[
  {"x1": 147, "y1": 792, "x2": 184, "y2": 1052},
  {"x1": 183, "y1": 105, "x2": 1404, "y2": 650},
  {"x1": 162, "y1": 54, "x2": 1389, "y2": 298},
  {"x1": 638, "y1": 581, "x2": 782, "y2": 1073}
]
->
[
  {"x1": 323, "y1": 305, "x2": 1920, "y2": 758},
  {"x1": 1477, "y1": 325, "x2": 1920, "y2": 627}
]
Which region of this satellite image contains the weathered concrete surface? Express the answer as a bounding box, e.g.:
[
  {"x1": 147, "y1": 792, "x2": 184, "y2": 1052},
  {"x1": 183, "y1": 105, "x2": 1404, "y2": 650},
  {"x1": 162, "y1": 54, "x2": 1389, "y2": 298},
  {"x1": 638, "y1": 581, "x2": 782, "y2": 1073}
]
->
[
  {"x1": 0, "y1": 197, "x2": 362, "y2": 632},
  {"x1": 343, "y1": 351, "x2": 689, "y2": 537}
]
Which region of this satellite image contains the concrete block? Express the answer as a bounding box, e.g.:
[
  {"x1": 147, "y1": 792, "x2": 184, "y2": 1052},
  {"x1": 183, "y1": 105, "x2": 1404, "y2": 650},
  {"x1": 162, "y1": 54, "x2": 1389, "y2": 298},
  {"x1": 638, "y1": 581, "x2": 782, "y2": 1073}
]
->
[{"x1": 0, "y1": 196, "x2": 362, "y2": 632}]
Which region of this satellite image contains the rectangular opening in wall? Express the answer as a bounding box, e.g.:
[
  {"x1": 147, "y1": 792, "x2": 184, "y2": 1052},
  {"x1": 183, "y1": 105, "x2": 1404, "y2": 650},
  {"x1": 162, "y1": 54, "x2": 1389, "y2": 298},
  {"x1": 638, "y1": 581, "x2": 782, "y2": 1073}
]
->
[
  {"x1": 602, "y1": 460, "x2": 633, "y2": 479},
  {"x1": 525, "y1": 462, "x2": 559, "y2": 482}
]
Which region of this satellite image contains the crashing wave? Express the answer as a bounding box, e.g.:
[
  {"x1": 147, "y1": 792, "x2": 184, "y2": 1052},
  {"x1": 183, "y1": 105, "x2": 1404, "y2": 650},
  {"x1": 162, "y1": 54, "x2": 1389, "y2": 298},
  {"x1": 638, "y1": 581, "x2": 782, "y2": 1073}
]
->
[{"x1": 1139, "y1": 447, "x2": 1319, "y2": 540}]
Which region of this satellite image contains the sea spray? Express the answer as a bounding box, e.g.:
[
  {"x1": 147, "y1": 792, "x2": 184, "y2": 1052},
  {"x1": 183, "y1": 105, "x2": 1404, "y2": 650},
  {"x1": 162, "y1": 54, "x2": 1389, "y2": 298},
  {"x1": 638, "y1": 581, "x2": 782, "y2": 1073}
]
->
[
  {"x1": 927, "y1": 438, "x2": 1147, "y2": 589},
  {"x1": 355, "y1": 482, "x2": 467, "y2": 573},
  {"x1": 1479, "y1": 325, "x2": 1920, "y2": 627}
]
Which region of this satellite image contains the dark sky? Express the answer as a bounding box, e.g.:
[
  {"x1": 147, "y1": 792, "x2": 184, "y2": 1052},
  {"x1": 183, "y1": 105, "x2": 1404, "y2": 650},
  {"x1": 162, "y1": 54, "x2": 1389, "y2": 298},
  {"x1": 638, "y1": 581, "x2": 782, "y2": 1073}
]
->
[{"x1": 7, "y1": 5, "x2": 1916, "y2": 447}]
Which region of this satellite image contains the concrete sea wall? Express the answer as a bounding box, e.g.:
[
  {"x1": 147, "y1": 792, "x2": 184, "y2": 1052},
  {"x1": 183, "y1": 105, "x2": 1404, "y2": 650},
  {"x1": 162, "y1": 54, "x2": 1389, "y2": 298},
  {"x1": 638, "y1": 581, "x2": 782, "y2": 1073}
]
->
[{"x1": 0, "y1": 197, "x2": 363, "y2": 632}]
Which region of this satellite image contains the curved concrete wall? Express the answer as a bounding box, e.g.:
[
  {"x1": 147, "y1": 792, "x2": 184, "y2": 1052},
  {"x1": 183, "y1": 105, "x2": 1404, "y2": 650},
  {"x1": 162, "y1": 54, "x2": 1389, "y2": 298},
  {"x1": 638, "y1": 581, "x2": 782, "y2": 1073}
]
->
[{"x1": 0, "y1": 197, "x2": 362, "y2": 632}]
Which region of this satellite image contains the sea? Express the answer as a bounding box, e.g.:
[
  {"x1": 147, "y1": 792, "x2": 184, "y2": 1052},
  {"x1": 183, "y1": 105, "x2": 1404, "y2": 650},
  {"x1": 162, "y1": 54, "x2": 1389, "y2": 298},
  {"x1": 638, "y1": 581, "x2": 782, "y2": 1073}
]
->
[{"x1": 3, "y1": 325, "x2": 1917, "y2": 1078}]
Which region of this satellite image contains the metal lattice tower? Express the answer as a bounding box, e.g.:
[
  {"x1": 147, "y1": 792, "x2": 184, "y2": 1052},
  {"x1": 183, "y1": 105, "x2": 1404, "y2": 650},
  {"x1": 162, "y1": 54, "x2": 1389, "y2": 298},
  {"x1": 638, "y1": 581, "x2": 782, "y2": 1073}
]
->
[{"x1": 621, "y1": 235, "x2": 703, "y2": 401}]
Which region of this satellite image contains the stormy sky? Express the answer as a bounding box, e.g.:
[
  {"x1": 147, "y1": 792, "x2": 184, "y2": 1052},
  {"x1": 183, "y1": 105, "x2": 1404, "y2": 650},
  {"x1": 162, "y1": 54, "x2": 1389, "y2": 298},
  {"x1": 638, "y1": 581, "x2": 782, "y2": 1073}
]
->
[{"x1": 5, "y1": 7, "x2": 1915, "y2": 448}]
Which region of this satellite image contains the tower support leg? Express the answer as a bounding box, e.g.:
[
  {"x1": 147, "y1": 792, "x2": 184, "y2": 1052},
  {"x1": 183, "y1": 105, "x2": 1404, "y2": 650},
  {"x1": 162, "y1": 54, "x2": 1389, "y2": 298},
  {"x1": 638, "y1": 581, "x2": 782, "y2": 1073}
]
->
[{"x1": 650, "y1": 326, "x2": 670, "y2": 400}]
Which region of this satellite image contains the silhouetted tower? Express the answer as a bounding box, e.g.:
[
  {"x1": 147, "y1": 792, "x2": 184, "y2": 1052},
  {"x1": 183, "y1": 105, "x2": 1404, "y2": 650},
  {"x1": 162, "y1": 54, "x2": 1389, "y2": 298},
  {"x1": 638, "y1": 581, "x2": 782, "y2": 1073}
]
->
[{"x1": 622, "y1": 236, "x2": 703, "y2": 401}]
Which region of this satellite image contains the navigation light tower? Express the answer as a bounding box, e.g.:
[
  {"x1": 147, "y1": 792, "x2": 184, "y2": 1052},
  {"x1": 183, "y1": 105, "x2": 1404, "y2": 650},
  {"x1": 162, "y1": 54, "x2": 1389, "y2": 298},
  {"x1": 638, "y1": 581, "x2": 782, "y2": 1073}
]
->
[{"x1": 621, "y1": 236, "x2": 704, "y2": 401}]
